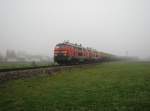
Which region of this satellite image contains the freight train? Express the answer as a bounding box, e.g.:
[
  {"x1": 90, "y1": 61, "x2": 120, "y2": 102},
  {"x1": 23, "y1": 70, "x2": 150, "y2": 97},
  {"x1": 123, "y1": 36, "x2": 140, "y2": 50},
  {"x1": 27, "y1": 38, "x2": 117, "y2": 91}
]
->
[{"x1": 54, "y1": 41, "x2": 116, "y2": 65}]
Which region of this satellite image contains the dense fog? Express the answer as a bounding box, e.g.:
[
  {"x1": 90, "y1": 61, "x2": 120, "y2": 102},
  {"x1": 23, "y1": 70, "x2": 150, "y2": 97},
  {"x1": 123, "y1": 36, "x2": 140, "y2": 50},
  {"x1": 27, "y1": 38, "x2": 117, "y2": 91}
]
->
[{"x1": 0, "y1": 0, "x2": 150, "y2": 59}]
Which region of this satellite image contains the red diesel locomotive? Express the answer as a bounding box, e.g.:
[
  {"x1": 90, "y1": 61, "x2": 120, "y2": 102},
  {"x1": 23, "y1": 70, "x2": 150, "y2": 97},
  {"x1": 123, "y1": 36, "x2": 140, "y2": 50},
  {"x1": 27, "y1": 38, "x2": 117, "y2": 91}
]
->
[{"x1": 54, "y1": 41, "x2": 115, "y2": 65}]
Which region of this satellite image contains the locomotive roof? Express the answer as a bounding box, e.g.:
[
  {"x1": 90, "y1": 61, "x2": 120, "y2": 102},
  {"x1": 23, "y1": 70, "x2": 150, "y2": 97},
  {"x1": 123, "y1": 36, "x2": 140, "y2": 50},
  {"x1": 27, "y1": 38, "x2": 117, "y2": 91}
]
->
[
  {"x1": 57, "y1": 42, "x2": 109, "y2": 53},
  {"x1": 57, "y1": 42, "x2": 83, "y2": 48},
  {"x1": 59, "y1": 42, "x2": 98, "y2": 51}
]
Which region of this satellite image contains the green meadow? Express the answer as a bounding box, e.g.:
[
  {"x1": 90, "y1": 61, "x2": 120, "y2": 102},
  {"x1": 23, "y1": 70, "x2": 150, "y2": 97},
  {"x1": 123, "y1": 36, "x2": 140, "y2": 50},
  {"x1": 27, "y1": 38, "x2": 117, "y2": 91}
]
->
[{"x1": 0, "y1": 61, "x2": 150, "y2": 111}]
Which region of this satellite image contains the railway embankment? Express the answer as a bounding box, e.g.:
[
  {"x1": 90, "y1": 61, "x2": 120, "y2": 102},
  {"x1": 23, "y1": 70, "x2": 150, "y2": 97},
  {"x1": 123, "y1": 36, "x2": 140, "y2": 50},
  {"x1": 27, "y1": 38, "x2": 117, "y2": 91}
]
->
[{"x1": 0, "y1": 64, "x2": 93, "y2": 83}]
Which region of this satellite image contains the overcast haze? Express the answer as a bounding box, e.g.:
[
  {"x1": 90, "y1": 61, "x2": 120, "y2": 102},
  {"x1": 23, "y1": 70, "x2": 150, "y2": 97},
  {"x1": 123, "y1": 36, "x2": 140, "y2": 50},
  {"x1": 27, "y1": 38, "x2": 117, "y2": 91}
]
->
[{"x1": 0, "y1": 0, "x2": 150, "y2": 58}]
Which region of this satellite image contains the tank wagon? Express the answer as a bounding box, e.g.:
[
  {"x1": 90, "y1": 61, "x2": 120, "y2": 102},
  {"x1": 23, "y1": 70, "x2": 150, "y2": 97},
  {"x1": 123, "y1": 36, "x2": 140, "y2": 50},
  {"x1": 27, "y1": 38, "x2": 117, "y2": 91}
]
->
[{"x1": 54, "y1": 41, "x2": 116, "y2": 65}]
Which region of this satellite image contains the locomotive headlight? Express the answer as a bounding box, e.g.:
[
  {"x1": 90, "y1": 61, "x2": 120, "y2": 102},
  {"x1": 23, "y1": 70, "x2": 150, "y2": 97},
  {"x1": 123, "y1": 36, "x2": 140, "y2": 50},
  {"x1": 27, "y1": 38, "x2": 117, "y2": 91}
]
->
[
  {"x1": 64, "y1": 53, "x2": 67, "y2": 56},
  {"x1": 62, "y1": 51, "x2": 67, "y2": 53}
]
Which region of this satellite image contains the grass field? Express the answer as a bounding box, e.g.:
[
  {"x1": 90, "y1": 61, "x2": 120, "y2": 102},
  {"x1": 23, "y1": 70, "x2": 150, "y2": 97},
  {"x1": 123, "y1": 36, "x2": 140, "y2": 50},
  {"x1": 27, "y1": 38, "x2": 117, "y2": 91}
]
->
[{"x1": 0, "y1": 61, "x2": 150, "y2": 111}]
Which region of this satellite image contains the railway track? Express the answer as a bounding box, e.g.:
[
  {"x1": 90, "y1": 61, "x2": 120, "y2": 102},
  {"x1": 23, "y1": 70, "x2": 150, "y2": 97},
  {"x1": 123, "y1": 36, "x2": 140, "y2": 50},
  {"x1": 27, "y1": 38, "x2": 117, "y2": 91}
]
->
[
  {"x1": 0, "y1": 64, "x2": 96, "y2": 83},
  {"x1": 0, "y1": 65, "x2": 57, "y2": 73}
]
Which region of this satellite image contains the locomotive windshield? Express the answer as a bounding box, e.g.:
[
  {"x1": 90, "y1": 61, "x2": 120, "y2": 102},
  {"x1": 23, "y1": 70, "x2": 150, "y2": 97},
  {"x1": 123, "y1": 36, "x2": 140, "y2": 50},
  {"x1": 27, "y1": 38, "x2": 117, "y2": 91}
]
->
[
  {"x1": 55, "y1": 44, "x2": 63, "y2": 48},
  {"x1": 55, "y1": 44, "x2": 69, "y2": 48}
]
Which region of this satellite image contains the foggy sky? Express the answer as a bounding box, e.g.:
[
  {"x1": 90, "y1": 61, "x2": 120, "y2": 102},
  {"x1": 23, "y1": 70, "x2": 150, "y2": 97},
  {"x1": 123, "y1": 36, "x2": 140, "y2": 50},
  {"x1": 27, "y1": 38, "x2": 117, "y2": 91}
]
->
[{"x1": 0, "y1": 0, "x2": 150, "y2": 58}]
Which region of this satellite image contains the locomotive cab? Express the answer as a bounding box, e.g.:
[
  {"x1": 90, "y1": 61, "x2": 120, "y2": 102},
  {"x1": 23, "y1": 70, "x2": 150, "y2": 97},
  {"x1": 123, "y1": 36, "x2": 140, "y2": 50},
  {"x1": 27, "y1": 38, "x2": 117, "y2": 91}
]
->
[
  {"x1": 54, "y1": 43, "x2": 70, "y2": 64},
  {"x1": 54, "y1": 44, "x2": 68, "y2": 56}
]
